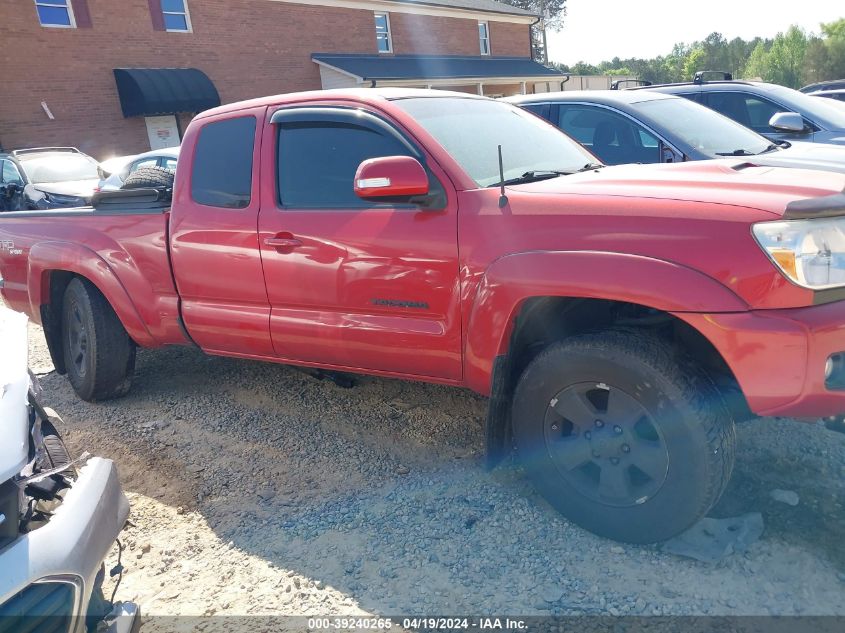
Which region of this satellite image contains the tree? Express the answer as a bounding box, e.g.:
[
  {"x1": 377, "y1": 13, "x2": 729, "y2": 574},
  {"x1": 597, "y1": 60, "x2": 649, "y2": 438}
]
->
[
  {"x1": 664, "y1": 43, "x2": 691, "y2": 82},
  {"x1": 743, "y1": 41, "x2": 770, "y2": 80},
  {"x1": 765, "y1": 26, "x2": 808, "y2": 88},
  {"x1": 570, "y1": 61, "x2": 600, "y2": 75},
  {"x1": 819, "y1": 18, "x2": 845, "y2": 79},
  {"x1": 683, "y1": 48, "x2": 707, "y2": 80},
  {"x1": 549, "y1": 21, "x2": 845, "y2": 87},
  {"x1": 820, "y1": 18, "x2": 845, "y2": 41},
  {"x1": 803, "y1": 37, "x2": 830, "y2": 84},
  {"x1": 500, "y1": 0, "x2": 567, "y2": 62}
]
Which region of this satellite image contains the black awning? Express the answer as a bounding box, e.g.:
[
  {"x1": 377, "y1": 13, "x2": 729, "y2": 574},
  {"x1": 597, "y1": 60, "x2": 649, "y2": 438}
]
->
[{"x1": 113, "y1": 68, "x2": 220, "y2": 118}]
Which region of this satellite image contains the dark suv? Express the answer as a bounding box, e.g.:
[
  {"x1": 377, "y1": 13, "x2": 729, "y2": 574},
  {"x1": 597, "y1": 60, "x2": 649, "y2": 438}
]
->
[
  {"x1": 0, "y1": 147, "x2": 100, "y2": 212},
  {"x1": 636, "y1": 71, "x2": 845, "y2": 145}
]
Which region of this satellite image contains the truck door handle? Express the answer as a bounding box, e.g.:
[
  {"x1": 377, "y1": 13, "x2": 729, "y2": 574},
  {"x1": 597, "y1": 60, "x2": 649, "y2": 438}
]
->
[{"x1": 264, "y1": 235, "x2": 303, "y2": 249}]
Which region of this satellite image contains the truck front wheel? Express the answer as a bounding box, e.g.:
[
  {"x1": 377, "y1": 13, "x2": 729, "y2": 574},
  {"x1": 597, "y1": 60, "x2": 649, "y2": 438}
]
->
[
  {"x1": 511, "y1": 329, "x2": 736, "y2": 543},
  {"x1": 61, "y1": 278, "x2": 136, "y2": 401}
]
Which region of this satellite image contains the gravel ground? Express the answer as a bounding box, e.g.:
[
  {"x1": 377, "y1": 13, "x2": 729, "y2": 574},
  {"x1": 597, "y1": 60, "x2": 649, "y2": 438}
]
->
[{"x1": 19, "y1": 316, "x2": 845, "y2": 623}]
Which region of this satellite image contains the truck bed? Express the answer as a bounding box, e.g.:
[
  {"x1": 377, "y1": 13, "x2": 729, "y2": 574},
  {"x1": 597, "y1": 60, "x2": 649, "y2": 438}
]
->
[{"x1": 0, "y1": 190, "x2": 183, "y2": 347}]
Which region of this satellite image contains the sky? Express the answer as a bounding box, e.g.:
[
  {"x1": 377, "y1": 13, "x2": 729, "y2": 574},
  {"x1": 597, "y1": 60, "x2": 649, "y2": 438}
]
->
[{"x1": 546, "y1": 0, "x2": 845, "y2": 66}]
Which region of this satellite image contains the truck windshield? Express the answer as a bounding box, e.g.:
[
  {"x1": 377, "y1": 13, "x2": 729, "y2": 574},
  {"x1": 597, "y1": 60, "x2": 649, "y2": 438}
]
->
[
  {"x1": 634, "y1": 97, "x2": 771, "y2": 157},
  {"x1": 394, "y1": 97, "x2": 597, "y2": 187},
  {"x1": 19, "y1": 154, "x2": 99, "y2": 184}
]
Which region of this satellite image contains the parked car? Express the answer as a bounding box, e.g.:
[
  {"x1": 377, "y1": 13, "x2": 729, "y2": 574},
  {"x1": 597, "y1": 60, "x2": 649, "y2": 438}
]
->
[
  {"x1": 808, "y1": 88, "x2": 845, "y2": 103},
  {"x1": 800, "y1": 78, "x2": 845, "y2": 93},
  {"x1": 635, "y1": 72, "x2": 845, "y2": 145},
  {"x1": 4, "y1": 88, "x2": 845, "y2": 543},
  {"x1": 97, "y1": 147, "x2": 179, "y2": 192},
  {"x1": 0, "y1": 308, "x2": 139, "y2": 632},
  {"x1": 0, "y1": 148, "x2": 100, "y2": 211},
  {"x1": 506, "y1": 90, "x2": 845, "y2": 172}
]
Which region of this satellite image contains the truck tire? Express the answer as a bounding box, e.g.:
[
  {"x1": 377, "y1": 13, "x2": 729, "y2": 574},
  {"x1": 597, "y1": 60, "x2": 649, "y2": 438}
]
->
[
  {"x1": 61, "y1": 278, "x2": 136, "y2": 402},
  {"x1": 511, "y1": 328, "x2": 735, "y2": 543},
  {"x1": 121, "y1": 166, "x2": 174, "y2": 190}
]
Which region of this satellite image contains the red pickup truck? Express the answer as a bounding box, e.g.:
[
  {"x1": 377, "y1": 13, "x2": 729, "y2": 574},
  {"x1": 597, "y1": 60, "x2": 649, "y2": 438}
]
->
[{"x1": 3, "y1": 88, "x2": 845, "y2": 542}]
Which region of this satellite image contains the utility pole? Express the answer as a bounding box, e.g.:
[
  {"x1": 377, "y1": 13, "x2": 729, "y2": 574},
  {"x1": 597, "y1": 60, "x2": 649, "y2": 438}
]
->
[{"x1": 540, "y1": 0, "x2": 549, "y2": 64}]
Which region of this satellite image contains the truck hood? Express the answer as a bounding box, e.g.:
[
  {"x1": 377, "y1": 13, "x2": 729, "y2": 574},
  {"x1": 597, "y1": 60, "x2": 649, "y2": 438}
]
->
[
  {"x1": 752, "y1": 142, "x2": 845, "y2": 173},
  {"x1": 514, "y1": 160, "x2": 845, "y2": 217}
]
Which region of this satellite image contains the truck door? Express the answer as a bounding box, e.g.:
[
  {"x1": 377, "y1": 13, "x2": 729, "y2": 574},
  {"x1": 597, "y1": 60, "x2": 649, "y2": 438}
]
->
[
  {"x1": 169, "y1": 106, "x2": 274, "y2": 357},
  {"x1": 257, "y1": 106, "x2": 462, "y2": 380}
]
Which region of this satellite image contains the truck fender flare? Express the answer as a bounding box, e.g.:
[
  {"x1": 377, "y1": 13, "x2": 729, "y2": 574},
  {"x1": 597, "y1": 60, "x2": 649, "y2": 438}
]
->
[
  {"x1": 464, "y1": 250, "x2": 748, "y2": 394},
  {"x1": 27, "y1": 241, "x2": 156, "y2": 347}
]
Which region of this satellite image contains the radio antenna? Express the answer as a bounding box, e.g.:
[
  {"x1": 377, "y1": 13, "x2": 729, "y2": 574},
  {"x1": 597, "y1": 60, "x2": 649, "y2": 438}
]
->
[{"x1": 497, "y1": 144, "x2": 508, "y2": 208}]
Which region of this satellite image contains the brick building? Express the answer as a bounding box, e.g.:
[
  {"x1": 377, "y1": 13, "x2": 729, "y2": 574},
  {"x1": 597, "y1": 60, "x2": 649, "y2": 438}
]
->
[{"x1": 0, "y1": 0, "x2": 565, "y2": 158}]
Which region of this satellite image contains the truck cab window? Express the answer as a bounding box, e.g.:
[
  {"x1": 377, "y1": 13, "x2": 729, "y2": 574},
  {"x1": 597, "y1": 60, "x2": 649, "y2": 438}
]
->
[
  {"x1": 191, "y1": 116, "x2": 256, "y2": 208},
  {"x1": 277, "y1": 122, "x2": 414, "y2": 208}
]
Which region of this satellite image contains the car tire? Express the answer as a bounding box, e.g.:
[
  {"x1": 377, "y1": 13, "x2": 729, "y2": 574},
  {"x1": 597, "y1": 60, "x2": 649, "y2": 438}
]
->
[
  {"x1": 511, "y1": 328, "x2": 736, "y2": 543},
  {"x1": 61, "y1": 278, "x2": 136, "y2": 402},
  {"x1": 121, "y1": 166, "x2": 174, "y2": 190}
]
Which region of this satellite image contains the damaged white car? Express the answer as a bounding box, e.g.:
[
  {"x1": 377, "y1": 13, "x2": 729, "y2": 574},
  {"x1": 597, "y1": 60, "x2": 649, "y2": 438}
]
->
[{"x1": 0, "y1": 308, "x2": 139, "y2": 632}]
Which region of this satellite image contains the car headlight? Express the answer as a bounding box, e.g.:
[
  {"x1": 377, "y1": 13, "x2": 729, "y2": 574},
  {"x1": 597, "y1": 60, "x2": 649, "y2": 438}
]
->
[{"x1": 753, "y1": 217, "x2": 845, "y2": 289}]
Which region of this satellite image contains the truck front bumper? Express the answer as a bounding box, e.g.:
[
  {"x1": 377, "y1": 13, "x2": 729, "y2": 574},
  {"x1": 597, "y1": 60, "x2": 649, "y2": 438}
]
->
[
  {"x1": 0, "y1": 457, "x2": 132, "y2": 631},
  {"x1": 678, "y1": 299, "x2": 845, "y2": 419}
]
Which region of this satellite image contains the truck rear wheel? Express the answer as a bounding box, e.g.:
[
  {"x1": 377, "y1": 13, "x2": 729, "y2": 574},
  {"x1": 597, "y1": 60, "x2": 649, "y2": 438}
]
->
[
  {"x1": 511, "y1": 329, "x2": 735, "y2": 543},
  {"x1": 61, "y1": 278, "x2": 136, "y2": 402}
]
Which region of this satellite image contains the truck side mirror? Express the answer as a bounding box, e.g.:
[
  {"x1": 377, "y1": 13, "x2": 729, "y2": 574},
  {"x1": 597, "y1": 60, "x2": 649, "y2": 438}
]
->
[
  {"x1": 769, "y1": 112, "x2": 806, "y2": 133},
  {"x1": 354, "y1": 156, "x2": 429, "y2": 200}
]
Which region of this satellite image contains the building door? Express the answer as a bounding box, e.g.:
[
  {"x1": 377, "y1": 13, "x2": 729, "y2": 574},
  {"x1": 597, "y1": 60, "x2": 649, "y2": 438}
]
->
[{"x1": 257, "y1": 106, "x2": 462, "y2": 380}]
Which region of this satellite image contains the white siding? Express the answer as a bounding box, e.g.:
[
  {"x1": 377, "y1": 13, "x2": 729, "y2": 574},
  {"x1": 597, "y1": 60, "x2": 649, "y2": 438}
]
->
[
  {"x1": 560, "y1": 75, "x2": 638, "y2": 91},
  {"x1": 318, "y1": 66, "x2": 360, "y2": 89}
]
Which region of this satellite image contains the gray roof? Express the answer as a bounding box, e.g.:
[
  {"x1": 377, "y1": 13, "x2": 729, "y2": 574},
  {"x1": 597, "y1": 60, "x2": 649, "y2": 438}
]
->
[
  {"x1": 391, "y1": 0, "x2": 537, "y2": 17},
  {"x1": 313, "y1": 54, "x2": 564, "y2": 80}
]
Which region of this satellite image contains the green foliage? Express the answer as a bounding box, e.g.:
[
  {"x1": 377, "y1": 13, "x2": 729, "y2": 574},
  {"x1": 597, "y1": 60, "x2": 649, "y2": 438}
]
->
[
  {"x1": 558, "y1": 19, "x2": 845, "y2": 89},
  {"x1": 499, "y1": 0, "x2": 567, "y2": 61},
  {"x1": 744, "y1": 41, "x2": 770, "y2": 80}
]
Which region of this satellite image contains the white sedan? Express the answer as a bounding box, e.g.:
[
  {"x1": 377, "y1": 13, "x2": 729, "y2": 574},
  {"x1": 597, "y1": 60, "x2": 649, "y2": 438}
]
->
[{"x1": 97, "y1": 146, "x2": 179, "y2": 191}]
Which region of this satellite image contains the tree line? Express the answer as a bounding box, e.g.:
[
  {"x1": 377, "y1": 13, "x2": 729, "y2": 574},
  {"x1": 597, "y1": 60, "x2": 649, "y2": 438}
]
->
[{"x1": 548, "y1": 19, "x2": 845, "y2": 89}]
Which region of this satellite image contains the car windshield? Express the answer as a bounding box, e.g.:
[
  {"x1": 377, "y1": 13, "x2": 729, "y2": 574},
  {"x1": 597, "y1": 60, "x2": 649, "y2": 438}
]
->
[
  {"x1": 635, "y1": 97, "x2": 772, "y2": 156},
  {"x1": 20, "y1": 153, "x2": 99, "y2": 184},
  {"x1": 767, "y1": 84, "x2": 845, "y2": 128},
  {"x1": 394, "y1": 97, "x2": 597, "y2": 187}
]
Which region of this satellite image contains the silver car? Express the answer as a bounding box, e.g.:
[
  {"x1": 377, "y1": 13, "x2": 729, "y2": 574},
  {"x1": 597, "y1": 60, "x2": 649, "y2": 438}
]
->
[
  {"x1": 0, "y1": 308, "x2": 139, "y2": 633},
  {"x1": 641, "y1": 76, "x2": 845, "y2": 145},
  {"x1": 97, "y1": 147, "x2": 179, "y2": 192}
]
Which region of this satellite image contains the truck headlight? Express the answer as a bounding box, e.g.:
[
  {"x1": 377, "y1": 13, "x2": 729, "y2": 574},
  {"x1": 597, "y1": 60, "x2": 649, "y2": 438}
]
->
[{"x1": 753, "y1": 217, "x2": 845, "y2": 289}]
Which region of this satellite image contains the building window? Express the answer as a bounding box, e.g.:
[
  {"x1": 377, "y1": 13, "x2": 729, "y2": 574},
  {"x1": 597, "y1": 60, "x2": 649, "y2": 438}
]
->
[
  {"x1": 374, "y1": 12, "x2": 392, "y2": 54},
  {"x1": 161, "y1": 0, "x2": 192, "y2": 33},
  {"x1": 34, "y1": 0, "x2": 76, "y2": 28},
  {"x1": 479, "y1": 22, "x2": 490, "y2": 55}
]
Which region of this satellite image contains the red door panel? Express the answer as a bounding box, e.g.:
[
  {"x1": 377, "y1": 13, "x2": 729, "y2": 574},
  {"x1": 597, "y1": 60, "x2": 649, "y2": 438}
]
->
[
  {"x1": 257, "y1": 105, "x2": 462, "y2": 380},
  {"x1": 170, "y1": 106, "x2": 274, "y2": 357}
]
